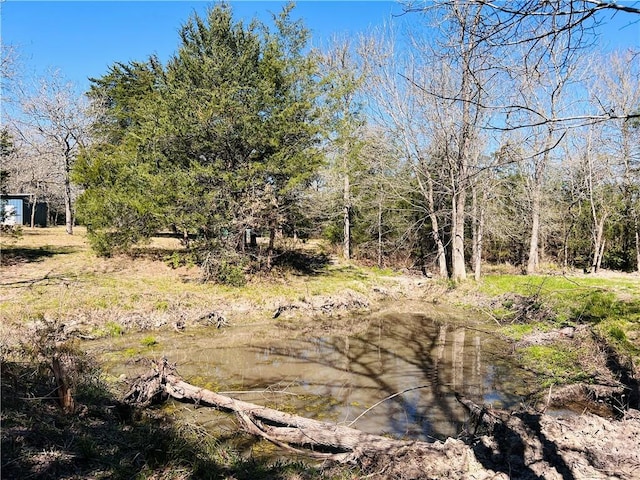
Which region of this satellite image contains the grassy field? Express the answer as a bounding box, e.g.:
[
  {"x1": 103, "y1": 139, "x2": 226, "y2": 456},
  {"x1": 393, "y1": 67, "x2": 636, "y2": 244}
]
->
[
  {"x1": 3, "y1": 226, "x2": 639, "y2": 361},
  {"x1": 478, "y1": 273, "x2": 640, "y2": 343},
  {"x1": 0, "y1": 227, "x2": 394, "y2": 333},
  {"x1": 472, "y1": 272, "x2": 640, "y2": 392},
  {"x1": 3, "y1": 226, "x2": 638, "y2": 360}
]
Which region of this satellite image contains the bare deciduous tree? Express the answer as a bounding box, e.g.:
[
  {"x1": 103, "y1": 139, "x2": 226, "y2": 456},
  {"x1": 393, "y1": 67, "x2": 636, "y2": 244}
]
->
[
  {"x1": 497, "y1": 24, "x2": 585, "y2": 274},
  {"x1": 421, "y1": 2, "x2": 494, "y2": 281},
  {"x1": 405, "y1": 0, "x2": 640, "y2": 127},
  {"x1": 360, "y1": 30, "x2": 449, "y2": 277},
  {"x1": 12, "y1": 71, "x2": 92, "y2": 234},
  {"x1": 589, "y1": 50, "x2": 640, "y2": 271}
]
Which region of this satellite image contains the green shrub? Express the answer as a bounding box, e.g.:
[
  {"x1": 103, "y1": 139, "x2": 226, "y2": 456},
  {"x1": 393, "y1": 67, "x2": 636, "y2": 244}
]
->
[
  {"x1": 200, "y1": 251, "x2": 246, "y2": 287},
  {"x1": 165, "y1": 251, "x2": 197, "y2": 269},
  {"x1": 86, "y1": 230, "x2": 141, "y2": 257},
  {"x1": 215, "y1": 261, "x2": 246, "y2": 287}
]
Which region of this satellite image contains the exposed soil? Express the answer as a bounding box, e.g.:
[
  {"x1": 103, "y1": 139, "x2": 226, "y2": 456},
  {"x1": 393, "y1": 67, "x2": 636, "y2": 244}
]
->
[
  {"x1": 358, "y1": 408, "x2": 640, "y2": 479},
  {"x1": 4, "y1": 280, "x2": 639, "y2": 479}
]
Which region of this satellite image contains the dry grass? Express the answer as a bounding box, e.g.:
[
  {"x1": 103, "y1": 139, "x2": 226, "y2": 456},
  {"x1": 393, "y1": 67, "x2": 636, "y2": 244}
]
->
[
  {"x1": 0, "y1": 227, "x2": 396, "y2": 347},
  {"x1": 2, "y1": 228, "x2": 199, "y2": 323}
]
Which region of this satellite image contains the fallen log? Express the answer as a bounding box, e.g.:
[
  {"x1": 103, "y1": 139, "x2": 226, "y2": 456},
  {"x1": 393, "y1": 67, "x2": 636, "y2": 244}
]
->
[
  {"x1": 125, "y1": 358, "x2": 416, "y2": 461},
  {"x1": 124, "y1": 360, "x2": 496, "y2": 478}
]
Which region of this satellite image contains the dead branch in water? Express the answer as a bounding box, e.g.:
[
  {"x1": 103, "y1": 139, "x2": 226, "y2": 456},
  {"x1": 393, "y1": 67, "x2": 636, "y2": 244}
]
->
[{"x1": 124, "y1": 358, "x2": 418, "y2": 462}]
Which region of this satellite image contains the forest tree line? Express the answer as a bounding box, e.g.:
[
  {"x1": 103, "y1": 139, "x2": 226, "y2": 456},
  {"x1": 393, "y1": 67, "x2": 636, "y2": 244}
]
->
[{"x1": 2, "y1": 1, "x2": 639, "y2": 282}]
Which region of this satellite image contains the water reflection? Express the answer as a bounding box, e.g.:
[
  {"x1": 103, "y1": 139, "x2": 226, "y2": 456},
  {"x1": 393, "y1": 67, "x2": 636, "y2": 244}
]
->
[{"x1": 95, "y1": 310, "x2": 526, "y2": 441}]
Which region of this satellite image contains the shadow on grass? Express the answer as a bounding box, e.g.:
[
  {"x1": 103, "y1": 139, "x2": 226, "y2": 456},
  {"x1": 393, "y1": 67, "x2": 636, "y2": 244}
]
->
[
  {"x1": 571, "y1": 290, "x2": 640, "y2": 324},
  {"x1": 0, "y1": 359, "x2": 326, "y2": 480},
  {"x1": 126, "y1": 246, "x2": 190, "y2": 262},
  {"x1": 0, "y1": 246, "x2": 78, "y2": 267},
  {"x1": 272, "y1": 249, "x2": 332, "y2": 276}
]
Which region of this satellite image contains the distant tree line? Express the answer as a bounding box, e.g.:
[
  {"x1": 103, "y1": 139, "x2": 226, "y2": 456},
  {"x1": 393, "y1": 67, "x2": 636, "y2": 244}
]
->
[{"x1": 2, "y1": 1, "x2": 638, "y2": 282}]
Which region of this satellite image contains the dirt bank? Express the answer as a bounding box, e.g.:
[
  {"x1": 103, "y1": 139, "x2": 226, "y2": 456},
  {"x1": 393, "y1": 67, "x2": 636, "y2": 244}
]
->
[{"x1": 358, "y1": 408, "x2": 640, "y2": 479}]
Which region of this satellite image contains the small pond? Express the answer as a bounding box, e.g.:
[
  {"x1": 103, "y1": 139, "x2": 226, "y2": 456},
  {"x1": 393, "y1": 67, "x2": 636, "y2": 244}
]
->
[{"x1": 90, "y1": 306, "x2": 534, "y2": 442}]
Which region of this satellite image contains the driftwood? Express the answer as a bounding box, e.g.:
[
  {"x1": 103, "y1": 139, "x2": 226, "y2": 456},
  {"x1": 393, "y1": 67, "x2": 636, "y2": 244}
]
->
[{"x1": 125, "y1": 359, "x2": 417, "y2": 461}]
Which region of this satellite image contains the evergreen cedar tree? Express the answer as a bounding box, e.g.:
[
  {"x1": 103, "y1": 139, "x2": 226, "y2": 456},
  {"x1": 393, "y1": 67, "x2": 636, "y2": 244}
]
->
[{"x1": 74, "y1": 3, "x2": 327, "y2": 259}]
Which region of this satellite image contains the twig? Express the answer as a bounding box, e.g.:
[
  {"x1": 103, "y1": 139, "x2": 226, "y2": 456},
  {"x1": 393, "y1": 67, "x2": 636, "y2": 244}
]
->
[
  {"x1": 543, "y1": 385, "x2": 553, "y2": 413},
  {"x1": 476, "y1": 306, "x2": 503, "y2": 326},
  {"x1": 347, "y1": 385, "x2": 430, "y2": 427},
  {"x1": 218, "y1": 390, "x2": 300, "y2": 397}
]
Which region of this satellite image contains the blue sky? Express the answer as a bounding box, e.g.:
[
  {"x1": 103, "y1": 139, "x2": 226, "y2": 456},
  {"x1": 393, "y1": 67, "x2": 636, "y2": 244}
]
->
[
  {"x1": 2, "y1": 1, "x2": 639, "y2": 95},
  {"x1": 1, "y1": 1, "x2": 405, "y2": 93}
]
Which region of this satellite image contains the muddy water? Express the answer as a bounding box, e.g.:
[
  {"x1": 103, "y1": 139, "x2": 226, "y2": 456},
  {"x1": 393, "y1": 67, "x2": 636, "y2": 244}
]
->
[{"x1": 92, "y1": 307, "x2": 530, "y2": 442}]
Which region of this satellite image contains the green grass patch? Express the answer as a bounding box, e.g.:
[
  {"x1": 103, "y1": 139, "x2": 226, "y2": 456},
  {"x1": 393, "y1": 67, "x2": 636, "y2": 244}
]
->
[
  {"x1": 91, "y1": 321, "x2": 125, "y2": 338},
  {"x1": 519, "y1": 344, "x2": 591, "y2": 388},
  {"x1": 500, "y1": 323, "x2": 541, "y2": 342},
  {"x1": 154, "y1": 300, "x2": 170, "y2": 311},
  {"x1": 595, "y1": 318, "x2": 640, "y2": 356},
  {"x1": 141, "y1": 336, "x2": 158, "y2": 347},
  {"x1": 480, "y1": 273, "x2": 640, "y2": 364},
  {"x1": 480, "y1": 274, "x2": 640, "y2": 322},
  {"x1": 123, "y1": 347, "x2": 139, "y2": 358}
]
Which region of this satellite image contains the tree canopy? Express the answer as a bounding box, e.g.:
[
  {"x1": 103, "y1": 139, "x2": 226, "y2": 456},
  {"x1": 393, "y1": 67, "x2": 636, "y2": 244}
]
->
[{"x1": 75, "y1": 3, "x2": 327, "y2": 267}]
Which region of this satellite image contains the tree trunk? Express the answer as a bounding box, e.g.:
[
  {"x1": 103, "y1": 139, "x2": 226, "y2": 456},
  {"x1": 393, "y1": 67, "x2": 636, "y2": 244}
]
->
[
  {"x1": 451, "y1": 190, "x2": 467, "y2": 281},
  {"x1": 30, "y1": 193, "x2": 37, "y2": 228},
  {"x1": 620, "y1": 122, "x2": 639, "y2": 273},
  {"x1": 471, "y1": 186, "x2": 484, "y2": 281},
  {"x1": 343, "y1": 174, "x2": 351, "y2": 260},
  {"x1": 124, "y1": 360, "x2": 420, "y2": 461},
  {"x1": 427, "y1": 180, "x2": 448, "y2": 278},
  {"x1": 377, "y1": 199, "x2": 383, "y2": 268},
  {"x1": 64, "y1": 151, "x2": 74, "y2": 235},
  {"x1": 526, "y1": 187, "x2": 541, "y2": 274},
  {"x1": 562, "y1": 210, "x2": 577, "y2": 271},
  {"x1": 434, "y1": 225, "x2": 448, "y2": 278},
  {"x1": 415, "y1": 165, "x2": 448, "y2": 277},
  {"x1": 591, "y1": 218, "x2": 606, "y2": 273},
  {"x1": 267, "y1": 227, "x2": 276, "y2": 270},
  {"x1": 265, "y1": 190, "x2": 279, "y2": 270},
  {"x1": 448, "y1": 5, "x2": 483, "y2": 283},
  {"x1": 474, "y1": 207, "x2": 484, "y2": 282},
  {"x1": 596, "y1": 237, "x2": 606, "y2": 272},
  {"x1": 635, "y1": 217, "x2": 640, "y2": 273},
  {"x1": 64, "y1": 183, "x2": 73, "y2": 234}
]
